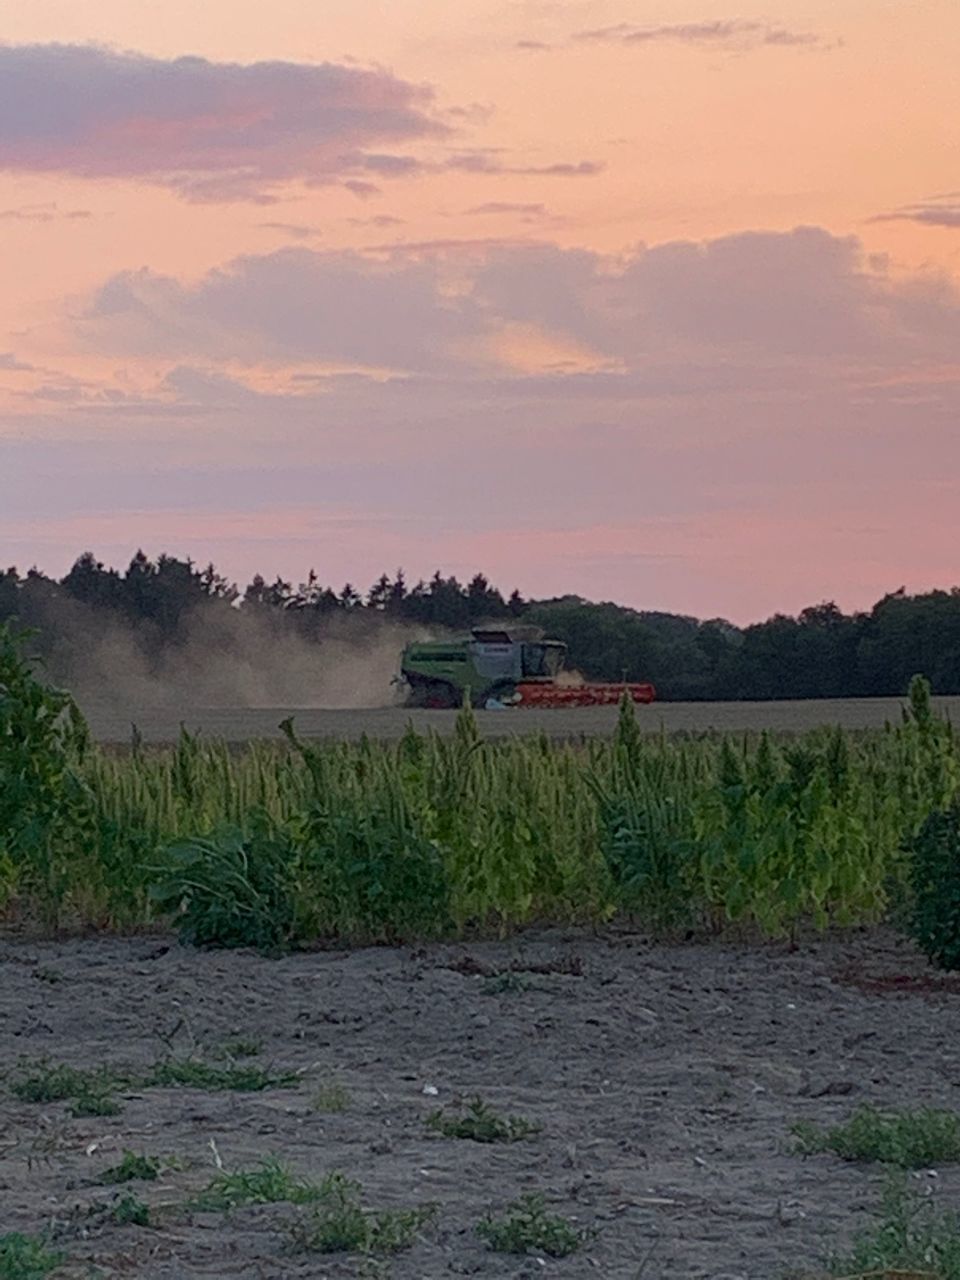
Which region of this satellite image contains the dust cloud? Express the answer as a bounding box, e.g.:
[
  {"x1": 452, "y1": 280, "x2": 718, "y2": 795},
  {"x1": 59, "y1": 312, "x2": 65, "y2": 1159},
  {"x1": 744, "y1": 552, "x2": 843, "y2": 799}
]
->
[{"x1": 39, "y1": 602, "x2": 439, "y2": 713}]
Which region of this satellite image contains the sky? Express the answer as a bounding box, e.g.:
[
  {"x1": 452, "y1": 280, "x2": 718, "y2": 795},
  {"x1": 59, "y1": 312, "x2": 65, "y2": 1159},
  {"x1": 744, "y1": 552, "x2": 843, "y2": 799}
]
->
[{"x1": 0, "y1": 0, "x2": 958, "y2": 623}]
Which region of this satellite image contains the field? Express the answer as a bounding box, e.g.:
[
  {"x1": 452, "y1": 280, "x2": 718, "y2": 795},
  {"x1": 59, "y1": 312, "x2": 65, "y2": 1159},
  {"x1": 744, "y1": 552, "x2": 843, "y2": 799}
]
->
[
  {"x1": 5, "y1": 927, "x2": 960, "y2": 1279},
  {"x1": 82, "y1": 694, "x2": 960, "y2": 744},
  {"x1": 6, "y1": 631, "x2": 960, "y2": 1277}
]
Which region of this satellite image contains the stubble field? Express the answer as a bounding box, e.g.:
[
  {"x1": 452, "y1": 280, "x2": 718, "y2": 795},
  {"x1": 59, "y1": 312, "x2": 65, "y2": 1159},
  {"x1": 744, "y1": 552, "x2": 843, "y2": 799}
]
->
[{"x1": 82, "y1": 694, "x2": 960, "y2": 744}]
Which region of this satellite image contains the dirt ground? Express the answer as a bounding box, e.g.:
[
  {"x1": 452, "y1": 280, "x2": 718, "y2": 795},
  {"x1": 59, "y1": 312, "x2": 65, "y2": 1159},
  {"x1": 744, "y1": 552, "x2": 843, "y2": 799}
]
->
[
  {"x1": 3, "y1": 928, "x2": 960, "y2": 1279},
  {"x1": 81, "y1": 695, "x2": 960, "y2": 744}
]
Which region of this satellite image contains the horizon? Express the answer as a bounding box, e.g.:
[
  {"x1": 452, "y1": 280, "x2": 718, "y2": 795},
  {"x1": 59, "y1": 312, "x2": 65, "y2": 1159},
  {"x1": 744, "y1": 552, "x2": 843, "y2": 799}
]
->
[{"x1": 2, "y1": 2, "x2": 959, "y2": 621}]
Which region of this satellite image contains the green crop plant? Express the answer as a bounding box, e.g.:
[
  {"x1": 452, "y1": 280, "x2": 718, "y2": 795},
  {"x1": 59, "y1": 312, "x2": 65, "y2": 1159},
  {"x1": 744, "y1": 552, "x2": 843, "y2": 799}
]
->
[
  {"x1": 146, "y1": 1056, "x2": 298, "y2": 1092},
  {"x1": 1, "y1": 628, "x2": 959, "y2": 944},
  {"x1": 476, "y1": 1194, "x2": 589, "y2": 1257},
  {"x1": 793, "y1": 1106, "x2": 960, "y2": 1168},
  {"x1": 908, "y1": 801, "x2": 960, "y2": 970},
  {"x1": 98, "y1": 1152, "x2": 161, "y2": 1185},
  {"x1": 0, "y1": 1234, "x2": 63, "y2": 1280},
  {"x1": 288, "y1": 1173, "x2": 435, "y2": 1255},
  {"x1": 427, "y1": 1097, "x2": 540, "y2": 1143},
  {"x1": 191, "y1": 1158, "x2": 329, "y2": 1210},
  {"x1": 822, "y1": 1176, "x2": 960, "y2": 1277},
  {"x1": 105, "y1": 1192, "x2": 150, "y2": 1226},
  {"x1": 10, "y1": 1061, "x2": 125, "y2": 1111}
]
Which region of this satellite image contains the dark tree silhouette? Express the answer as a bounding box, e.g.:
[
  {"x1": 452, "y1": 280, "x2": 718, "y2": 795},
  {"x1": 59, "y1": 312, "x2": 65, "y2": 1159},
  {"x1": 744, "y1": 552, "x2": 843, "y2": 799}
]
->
[{"x1": 3, "y1": 551, "x2": 960, "y2": 698}]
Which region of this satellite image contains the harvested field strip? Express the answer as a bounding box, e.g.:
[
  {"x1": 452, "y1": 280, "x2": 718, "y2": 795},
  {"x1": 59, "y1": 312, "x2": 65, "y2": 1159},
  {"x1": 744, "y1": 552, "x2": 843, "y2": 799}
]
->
[{"x1": 80, "y1": 695, "x2": 960, "y2": 745}]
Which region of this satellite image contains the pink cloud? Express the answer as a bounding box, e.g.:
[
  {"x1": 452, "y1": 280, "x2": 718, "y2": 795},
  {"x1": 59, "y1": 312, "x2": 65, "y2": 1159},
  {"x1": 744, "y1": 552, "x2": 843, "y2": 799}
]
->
[
  {"x1": 575, "y1": 20, "x2": 837, "y2": 51},
  {"x1": 0, "y1": 43, "x2": 444, "y2": 201},
  {"x1": 79, "y1": 227, "x2": 960, "y2": 377}
]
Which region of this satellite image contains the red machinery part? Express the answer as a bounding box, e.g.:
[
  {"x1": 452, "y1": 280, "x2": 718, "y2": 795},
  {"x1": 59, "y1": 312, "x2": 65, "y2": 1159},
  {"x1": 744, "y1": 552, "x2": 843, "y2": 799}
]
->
[{"x1": 515, "y1": 682, "x2": 656, "y2": 708}]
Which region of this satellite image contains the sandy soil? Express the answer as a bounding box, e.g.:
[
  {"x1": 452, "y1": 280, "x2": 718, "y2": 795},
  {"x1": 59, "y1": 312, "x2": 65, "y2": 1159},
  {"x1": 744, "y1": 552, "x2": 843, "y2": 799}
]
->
[
  {"x1": 3, "y1": 928, "x2": 959, "y2": 1279},
  {"x1": 80, "y1": 695, "x2": 960, "y2": 744}
]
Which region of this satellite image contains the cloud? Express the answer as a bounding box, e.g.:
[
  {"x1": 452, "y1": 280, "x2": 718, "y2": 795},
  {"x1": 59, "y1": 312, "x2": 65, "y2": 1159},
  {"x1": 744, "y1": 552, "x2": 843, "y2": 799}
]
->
[
  {"x1": 446, "y1": 152, "x2": 603, "y2": 176},
  {"x1": 0, "y1": 201, "x2": 93, "y2": 223},
  {"x1": 80, "y1": 247, "x2": 488, "y2": 373},
  {"x1": 77, "y1": 226, "x2": 960, "y2": 382},
  {"x1": 15, "y1": 222, "x2": 960, "y2": 623},
  {"x1": 515, "y1": 40, "x2": 552, "y2": 51},
  {"x1": 575, "y1": 20, "x2": 836, "y2": 50},
  {"x1": 342, "y1": 179, "x2": 382, "y2": 199},
  {"x1": 348, "y1": 214, "x2": 406, "y2": 227},
  {"x1": 871, "y1": 198, "x2": 960, "y2": 229},
  {"x1": 0, "y1": 352, "x2": 34, "y2": 371},
  {"x1": 0, "y1": 43, "x2": 445, "y2": 202},
  {"x1": 258, "y1": 222, "x2": 322, "y2": 240},
  {"x1": 466, "y1": 201, "x2": 548, "y2": 219}
]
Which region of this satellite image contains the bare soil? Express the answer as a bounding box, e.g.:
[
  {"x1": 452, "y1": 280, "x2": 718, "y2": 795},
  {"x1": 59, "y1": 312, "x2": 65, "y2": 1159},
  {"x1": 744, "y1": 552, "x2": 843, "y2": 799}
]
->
[
  {"x1": 3, "y1": 928, "x2": 959, "y2": 1279},
  {"x1": 81, "y1": 695, "x2": 960, "y2": 744}
]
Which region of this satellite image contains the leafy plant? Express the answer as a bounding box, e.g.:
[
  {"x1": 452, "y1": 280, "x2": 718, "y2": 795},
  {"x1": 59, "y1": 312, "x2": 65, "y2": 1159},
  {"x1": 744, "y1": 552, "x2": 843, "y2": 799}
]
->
[
  {"x1": 71, "y1": 1088, "x2": 123, "y2": 1117},
  {"x1": 476, "y1": 1194, "x2": 589, "y2": 1257},
  {"x1": 191, "y1": 1159, "x2": 327, "y2": 1210},
  {"x1": 146, "y1": 1056, "x2": 298, "y2": 1092},
  {"x1": 99, "y1": 1151, "x2": 161, "y2": 1185},
  {"x1": 0, "y1": 623, "x2": 92, "y2": 923},
  {"x1": 427, "y1": 1097, "x2": 540, "y2": 1143},
  {"x1": 0, "y1": 1234, "x2": 62, "y2": 1280},
  {"x1": 908, "y1": 803, "x2": 960, "y2": 970},
  {"x1": 11, "y1": 1061, "x2": 124, "y2": 1113},
  {"x1": 481, "y1": 971, "x2": 530, "y2": 995},
  {"x1": 107, "y1": 1192, "x2": 150, "y2": 1226},
  {"x1": 793, "y1": 1106, "x2": 960, "y2": 1168},
  {"x1": 824, "y1": 1177, "x2": 960, "y2": 1277},
  {"x1": 148, "y1": 817, "x2": 304, "y2": 950},
  {"x1": 289, "y1": 1174, "x2": 434, "y2": 1255}
]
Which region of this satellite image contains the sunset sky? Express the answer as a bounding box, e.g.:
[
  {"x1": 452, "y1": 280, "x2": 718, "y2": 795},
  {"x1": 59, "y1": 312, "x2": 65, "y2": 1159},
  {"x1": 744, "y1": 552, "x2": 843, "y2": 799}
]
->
[{"x1": 1, "y1": 0, "x2": 958, "y2": 622}]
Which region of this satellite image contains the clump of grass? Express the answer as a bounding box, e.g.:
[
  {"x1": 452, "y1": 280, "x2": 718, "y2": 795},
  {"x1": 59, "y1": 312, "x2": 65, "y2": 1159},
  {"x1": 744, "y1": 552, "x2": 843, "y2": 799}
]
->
[
  {"x1": 825, "y1": 1177, "x2": 960, "y2": 1277},
  {"x1": 793, "y1": 1106, "x2": 960, "y2": 1168},
  {"x1": 11, "y1": 1061, "x2": 124, "y2": 1116},
  {"x1": 476, "y1": 1194, "x2": 589, "y2": 1258},
  {"x1": 147, "y1": 1057, "x2": 298, "y2": 1093},
  {"x1": 289, "y1": 1174, "x2": 434, "y2": 1256},
  {"x1": 11, "y1": 1062, "x2": 116, "y2": 1104},
  {"x1": 427, "y1": 1097, "x2": 540, "y2": 1144},
  {"x1": 99, "y1": 1152, "x2": 161, "y2": 1185},
  {"x1": 71, "y1": 1088, "x2": 123, "y2": 1118},
  {"x1": 191, "y1": 1159, "x2": 328, "y2": 1211},
  {"x1": 107, "y1": 1193, "x2": 150, "y2": 1227},
  {"x1": 312, "y1": 1080, "x2": 350, "y2": 1113},
  {"x1": 0, "y1": 1234, "x2": 62, "y2": 1280}
]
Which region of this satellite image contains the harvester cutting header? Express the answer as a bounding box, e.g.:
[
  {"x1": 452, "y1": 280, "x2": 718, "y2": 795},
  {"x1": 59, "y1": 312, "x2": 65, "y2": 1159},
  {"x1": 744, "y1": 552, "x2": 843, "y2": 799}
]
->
[{"x1": 397, "y1": 628, "x2": 656, "y2": 709}]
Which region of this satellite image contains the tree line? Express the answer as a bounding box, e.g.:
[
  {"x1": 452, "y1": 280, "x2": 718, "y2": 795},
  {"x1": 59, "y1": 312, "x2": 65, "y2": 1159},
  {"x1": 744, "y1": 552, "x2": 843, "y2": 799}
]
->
[{"x1": 2, "y1": 550, "x2": 960, "y2": 700}]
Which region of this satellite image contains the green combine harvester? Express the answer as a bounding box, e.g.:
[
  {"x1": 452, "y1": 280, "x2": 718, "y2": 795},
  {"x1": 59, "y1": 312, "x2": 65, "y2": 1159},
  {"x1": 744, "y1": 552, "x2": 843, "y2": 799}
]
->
[{"x1": 397, "y1": 628, "x2": 656, "y2": 709}]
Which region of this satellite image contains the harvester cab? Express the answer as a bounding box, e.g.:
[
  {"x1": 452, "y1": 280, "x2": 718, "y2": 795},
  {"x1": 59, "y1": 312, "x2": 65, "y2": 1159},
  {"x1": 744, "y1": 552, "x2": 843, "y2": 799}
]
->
[{"x1": 397, "y1": 628, "x2": 656, "y2": 710}]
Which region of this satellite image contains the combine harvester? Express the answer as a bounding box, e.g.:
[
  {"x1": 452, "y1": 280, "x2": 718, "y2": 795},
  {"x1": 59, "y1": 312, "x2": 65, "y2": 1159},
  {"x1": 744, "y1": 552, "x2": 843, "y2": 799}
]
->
[{"x1": 397, "y1": 629, "x2": 656, "y2": 710}]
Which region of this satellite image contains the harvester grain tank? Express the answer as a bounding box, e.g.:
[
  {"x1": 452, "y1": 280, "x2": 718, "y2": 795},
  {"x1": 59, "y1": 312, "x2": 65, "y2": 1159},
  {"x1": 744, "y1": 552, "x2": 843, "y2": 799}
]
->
[{"x1": 397, "y1": 628, "x2": 656, "y2": 709}]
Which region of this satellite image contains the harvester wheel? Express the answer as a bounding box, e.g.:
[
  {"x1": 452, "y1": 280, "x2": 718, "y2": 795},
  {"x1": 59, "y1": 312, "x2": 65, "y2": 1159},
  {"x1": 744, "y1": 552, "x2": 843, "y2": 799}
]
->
[{"x1": 407, "y1": 679, "x2": 459, "y2": 709}]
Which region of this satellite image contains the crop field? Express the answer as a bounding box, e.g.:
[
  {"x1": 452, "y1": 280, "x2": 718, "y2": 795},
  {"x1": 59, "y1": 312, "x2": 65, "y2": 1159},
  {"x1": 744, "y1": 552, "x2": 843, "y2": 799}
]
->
[
  {"x1": 6, "y1": 626, "x2": 960, "y2": 1277},
  {"x1": 82, "y1": 693, "x2": 960, "y2": 744}
]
